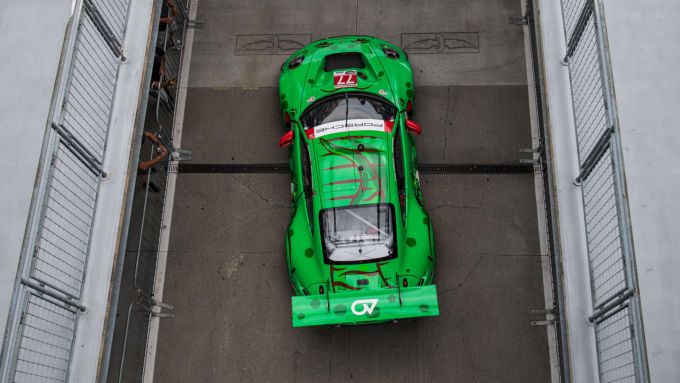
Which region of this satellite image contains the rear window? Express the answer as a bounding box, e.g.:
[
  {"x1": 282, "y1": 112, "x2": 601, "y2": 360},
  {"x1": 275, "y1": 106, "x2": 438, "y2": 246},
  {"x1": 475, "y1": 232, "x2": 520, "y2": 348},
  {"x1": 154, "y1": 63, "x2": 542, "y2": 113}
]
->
[
  {"x1": 320, "y1": 203, "x2": 397, "y2": 264},
  {"x1": 324, "y1": 53, "x2": 366, "y2": 71}
]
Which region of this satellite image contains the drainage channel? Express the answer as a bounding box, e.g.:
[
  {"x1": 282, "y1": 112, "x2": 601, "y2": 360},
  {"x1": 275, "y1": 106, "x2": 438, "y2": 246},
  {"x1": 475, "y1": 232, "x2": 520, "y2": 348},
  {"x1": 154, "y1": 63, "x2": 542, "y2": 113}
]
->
[{"x1": 169, "y1": 163, "x2": 535, "y2": 174}]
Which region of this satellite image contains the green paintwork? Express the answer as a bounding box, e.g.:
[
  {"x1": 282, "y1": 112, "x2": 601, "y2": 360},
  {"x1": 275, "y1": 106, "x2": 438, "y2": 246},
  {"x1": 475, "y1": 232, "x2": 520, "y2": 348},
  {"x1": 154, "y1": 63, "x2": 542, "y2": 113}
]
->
[
  {"x1": 292, "y1": 285, "x2": 439, "y2": 327},
  {"x1": 280, "y1": 36, "x2": 438, "y2": 327}
]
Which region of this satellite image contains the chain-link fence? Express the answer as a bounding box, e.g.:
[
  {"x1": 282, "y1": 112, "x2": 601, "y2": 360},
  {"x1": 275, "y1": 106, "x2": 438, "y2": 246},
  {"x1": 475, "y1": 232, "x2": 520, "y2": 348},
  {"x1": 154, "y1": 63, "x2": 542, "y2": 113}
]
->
[
  {"x1": 559, "y1": 0, "x2": 647, "y2": 381},
  {"x1": 108, "y1": 1, "x2": 190, "y2": 382},
  {"x1": 0, "y1": 0, "x2": 131, "y2": 381}
]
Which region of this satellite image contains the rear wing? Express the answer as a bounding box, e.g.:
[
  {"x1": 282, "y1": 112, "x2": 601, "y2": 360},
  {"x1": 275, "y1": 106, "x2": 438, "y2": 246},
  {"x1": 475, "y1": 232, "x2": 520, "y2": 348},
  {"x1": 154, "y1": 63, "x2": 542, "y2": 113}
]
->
[{"x1": 291, "y1": 285, "x2": 439, "y2": 327}]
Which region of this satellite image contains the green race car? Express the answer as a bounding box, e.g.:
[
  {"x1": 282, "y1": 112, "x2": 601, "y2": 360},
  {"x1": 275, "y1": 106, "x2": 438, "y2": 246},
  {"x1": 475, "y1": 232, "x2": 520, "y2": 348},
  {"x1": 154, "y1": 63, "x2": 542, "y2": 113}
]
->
[{"x1": 278, "y1": 36, "x2": 438, "y2": 327}]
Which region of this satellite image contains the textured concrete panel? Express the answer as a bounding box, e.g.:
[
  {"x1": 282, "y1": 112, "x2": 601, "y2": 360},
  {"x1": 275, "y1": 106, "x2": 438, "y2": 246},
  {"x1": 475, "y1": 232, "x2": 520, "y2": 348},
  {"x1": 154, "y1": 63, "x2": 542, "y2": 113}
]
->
[
  {"x1": 357, "y1": 0, "x2": 527, "y2": 86},
  {"x1": 180, "y1": 87, "x2": 287, "y2": 163},
  {"x1": 168, "y1": 173, "x2": 289, "y2": 254},
  {"x1": 155, "y1": 173, "x2": 549, "y2": 383},
  {"x1": 189, "y1": 1, "x2": 357, "y2": 87},
  {"x1": 188, "y1": 0, "x2": 526, "y2": 87},
  {"x1": 152, "y1": 0, "x2": 550, "y2": 381},
  {"x1": 180, "y1": 85, "x2": 531, "y2": 165},
  {"x1": 413, "y1": 86, "x2": 532, "y2": 164},
  {"x1": 402, "y1": 32, "x2": 480, "y2": 54},
  {"x1": 421, "y1": 174, "x2": 541, "y2": 256},
  {"x1": 235, "y1": 34, "x2": 312, "y2": 55}
]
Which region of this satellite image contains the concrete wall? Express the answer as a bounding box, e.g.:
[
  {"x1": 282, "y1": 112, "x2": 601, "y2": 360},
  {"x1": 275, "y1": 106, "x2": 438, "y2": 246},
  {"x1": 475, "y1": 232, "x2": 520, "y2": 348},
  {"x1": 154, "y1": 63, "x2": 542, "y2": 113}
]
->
[
  {"x1": 0, "y1": 0, "x2": 156, "y2": 381},
  {"x1": 540, "y1": 0, "x2": 680, "y2": 380},
  {"x1": 601, "y1": 1, "x2": 680, "y2": 381},
  {"x1": 0, "y1": 0, "x2": 73, "y2": 341},
  {"x1": 67, "y1": 0, "x2": 157, "y2": 380}
]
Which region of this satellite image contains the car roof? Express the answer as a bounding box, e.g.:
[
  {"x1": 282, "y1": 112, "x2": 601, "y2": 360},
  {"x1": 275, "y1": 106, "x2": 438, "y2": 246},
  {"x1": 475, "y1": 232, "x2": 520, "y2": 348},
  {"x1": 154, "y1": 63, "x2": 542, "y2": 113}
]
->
[{"x1": 309, "y1": 131, "x2": 394, "y2": 210}]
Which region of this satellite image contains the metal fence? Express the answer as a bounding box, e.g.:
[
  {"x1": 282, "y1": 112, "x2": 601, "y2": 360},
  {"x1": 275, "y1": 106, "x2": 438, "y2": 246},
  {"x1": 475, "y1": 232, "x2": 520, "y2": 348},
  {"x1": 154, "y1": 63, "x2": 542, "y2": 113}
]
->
[
  {"x1": 524, "y1": 0, "x2": 571, "y2": 381},
  {"x1": 0, "y1": 0, "x2": 131, "y2": 381},
  {"x1": 559, "y1": 0, "x2": 647, "y2": 381},
  {"x1": 112, "y1": 1, "x2": 190, "y2": 382}
]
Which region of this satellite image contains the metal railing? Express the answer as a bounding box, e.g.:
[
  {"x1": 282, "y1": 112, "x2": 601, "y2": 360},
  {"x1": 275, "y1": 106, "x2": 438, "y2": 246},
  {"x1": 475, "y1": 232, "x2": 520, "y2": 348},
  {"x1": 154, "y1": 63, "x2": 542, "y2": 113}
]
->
[
  {"x1": 113, "y1": 1, "x2": 190, "y2": 381},
  {"x1": 525, "y1": 0, "x2": 571, "y2": 381},
  {"x1": 559, "y1": 0, "x2": 648, "y2": 381},
  {"x1": 0, "y1": 0, "x2": 131, "y2": 381}
]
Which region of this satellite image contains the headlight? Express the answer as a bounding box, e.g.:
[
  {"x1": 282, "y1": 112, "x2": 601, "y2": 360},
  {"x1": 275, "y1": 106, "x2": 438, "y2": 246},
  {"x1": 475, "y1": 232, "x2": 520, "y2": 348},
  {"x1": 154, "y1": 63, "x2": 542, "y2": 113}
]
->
[{"x1": 288, "y1": 55, "x2": 305, "y2": 69}]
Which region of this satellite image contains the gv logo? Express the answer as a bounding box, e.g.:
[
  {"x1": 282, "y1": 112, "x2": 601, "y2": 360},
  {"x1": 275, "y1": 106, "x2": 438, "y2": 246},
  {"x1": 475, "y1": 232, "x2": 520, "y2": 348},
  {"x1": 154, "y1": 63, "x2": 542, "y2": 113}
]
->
[{"x1": 350, "y1": 299, "x2": 379, "y2": 316}]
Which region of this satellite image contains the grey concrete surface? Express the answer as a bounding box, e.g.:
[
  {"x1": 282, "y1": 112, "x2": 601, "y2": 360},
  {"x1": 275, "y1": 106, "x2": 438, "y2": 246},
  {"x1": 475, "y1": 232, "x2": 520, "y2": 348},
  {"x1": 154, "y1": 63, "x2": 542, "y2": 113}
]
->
[
  {"x1": 179, "y1": 87, "x2": 286, "y2": 163},
  {"x1": 155, "y1": 174, "x2": 549, "y2": 383},
  {"x1": 188, "y1": 0, "x2": 526, "y2": 87},
  {"x1": 415, "y1": 86, "x2": 532, "y2": 164},
  {"x1": 602, "y1": 1, "x2": 680, "y2": 380},
  {"x1": 0, "y1": 0, "x2": 72, "y2": 338},
  {"x1": 154, "y1": 0, "x2": 550, "y2": 381},
  {"x1": 179, "y1": 85, "x2": 532, "y2": 165}
]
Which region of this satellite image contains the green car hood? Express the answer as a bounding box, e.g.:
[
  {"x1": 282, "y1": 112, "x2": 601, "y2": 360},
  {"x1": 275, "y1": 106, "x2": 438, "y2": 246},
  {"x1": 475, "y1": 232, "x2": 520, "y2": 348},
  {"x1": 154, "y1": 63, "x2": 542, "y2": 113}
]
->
[
  {"x1": 279, "y1": 36, "x2": 414, "y2": 120},
  {"x1": 292, "y1": 285, "x2": 439, "y2": 327}
]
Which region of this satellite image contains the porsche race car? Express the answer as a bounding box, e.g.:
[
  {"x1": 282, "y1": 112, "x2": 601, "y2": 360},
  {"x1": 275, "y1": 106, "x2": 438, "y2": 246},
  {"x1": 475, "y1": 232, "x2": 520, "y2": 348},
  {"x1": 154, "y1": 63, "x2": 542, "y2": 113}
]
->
[{"x1": 278, "y1": 36, "x2": 438, "y2": 327}]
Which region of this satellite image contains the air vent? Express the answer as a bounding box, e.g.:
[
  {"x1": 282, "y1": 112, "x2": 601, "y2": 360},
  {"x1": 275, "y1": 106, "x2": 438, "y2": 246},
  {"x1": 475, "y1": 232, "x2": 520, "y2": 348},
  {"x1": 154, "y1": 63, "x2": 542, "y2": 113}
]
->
[
  {"x1": 382, "y1": 46, "x2": 400, "y2": 59},
  {"x1": 324, "y1": 52, "x2": 366, "y2": 71},
  {"x1": 317, "y1": 41, "x2": 333, "y2": 47}
]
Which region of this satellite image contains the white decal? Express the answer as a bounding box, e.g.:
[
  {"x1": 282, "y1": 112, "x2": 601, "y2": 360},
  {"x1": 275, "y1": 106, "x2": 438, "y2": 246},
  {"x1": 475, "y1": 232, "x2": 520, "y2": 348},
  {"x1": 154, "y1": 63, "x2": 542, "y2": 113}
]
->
[
  {"x1": 334, "y1": 70, "x2": 358, "y2": 88},
  {"x1": 306, "y1": 96, "x2": 316, "y2": 104},
  {"x1": 351, "y1": 298, "x2": 379, "y2": 316},
  {"x1": 313, "y1": 118, "x2": 386, "y2": 138}
]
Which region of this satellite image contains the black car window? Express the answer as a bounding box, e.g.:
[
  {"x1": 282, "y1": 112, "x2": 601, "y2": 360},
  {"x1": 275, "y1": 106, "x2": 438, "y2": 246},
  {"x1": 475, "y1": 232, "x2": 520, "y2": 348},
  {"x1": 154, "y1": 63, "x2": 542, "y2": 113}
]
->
[
  {"x1": 301, "y1": 140, "x2": 314, "y2": 228},
  {"x1": 301, "y1": 93, "x2": 396, "y2": 129},
  {"x1": 393, "y1": 126, "x2": 406, "y2": 218},
  {"x1": 324, "y1": 53, "x2": 365, "y2": 71},
  {"x1": 320, "y1": 203, "x2": 397, "y2": 264}
]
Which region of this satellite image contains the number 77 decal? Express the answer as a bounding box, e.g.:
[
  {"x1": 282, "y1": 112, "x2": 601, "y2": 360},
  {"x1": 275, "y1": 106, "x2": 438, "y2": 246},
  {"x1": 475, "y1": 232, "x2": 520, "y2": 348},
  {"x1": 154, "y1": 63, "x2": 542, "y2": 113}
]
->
[{"x1": 334, "y1": 70, "x2": 358, "y2": 88}]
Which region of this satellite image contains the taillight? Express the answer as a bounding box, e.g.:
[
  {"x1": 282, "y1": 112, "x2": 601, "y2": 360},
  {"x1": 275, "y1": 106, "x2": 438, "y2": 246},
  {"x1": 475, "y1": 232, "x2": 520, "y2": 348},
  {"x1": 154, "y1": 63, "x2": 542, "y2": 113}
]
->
[
  {"x1": 284, "y1": 112, "x2": 291, "y2": 124},
  {"x1": 403, "y1": 278, "x2": 408, "y2": 287},
  {"x1": 407, "y1": 100, "x2": 413, "y2": 112},
  {"x1": 319, "y1": 285, "x2": 324, "y2": 294}
]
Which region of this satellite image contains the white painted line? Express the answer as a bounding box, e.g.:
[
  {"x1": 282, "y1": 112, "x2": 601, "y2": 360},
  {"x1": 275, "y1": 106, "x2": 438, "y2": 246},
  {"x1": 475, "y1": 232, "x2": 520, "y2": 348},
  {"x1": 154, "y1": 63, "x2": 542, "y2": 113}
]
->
[{"x1": 143, "y1": 1, "x2": 198, "y2": 381}]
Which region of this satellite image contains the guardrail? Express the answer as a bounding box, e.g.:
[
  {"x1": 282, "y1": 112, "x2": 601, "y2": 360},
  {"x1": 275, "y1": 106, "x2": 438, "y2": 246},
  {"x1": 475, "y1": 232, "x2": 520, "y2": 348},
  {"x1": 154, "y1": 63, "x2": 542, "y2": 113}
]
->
[
  {"x1": 559, "y1": 0, "x2": 647, "y2": 381},
  {"x1": 0, "y1": 0, "x2": 131, "y2": 381},
  {"x1": 113, "y1": 1, "x2": 190, "y2": 382},
  {"x1": 525, "y1": 0, "x2": 571, "y2": 381}
]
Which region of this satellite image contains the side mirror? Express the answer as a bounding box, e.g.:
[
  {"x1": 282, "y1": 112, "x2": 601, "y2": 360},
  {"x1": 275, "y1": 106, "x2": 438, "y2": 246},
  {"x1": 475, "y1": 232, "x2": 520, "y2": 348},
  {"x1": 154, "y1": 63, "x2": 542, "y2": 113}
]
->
[
  {"x1": 406, "y1": 120, "x2": 422, "y2": 135},
  {"x1": 279, "y1": 130, "x2": 293, "y2": 147}
]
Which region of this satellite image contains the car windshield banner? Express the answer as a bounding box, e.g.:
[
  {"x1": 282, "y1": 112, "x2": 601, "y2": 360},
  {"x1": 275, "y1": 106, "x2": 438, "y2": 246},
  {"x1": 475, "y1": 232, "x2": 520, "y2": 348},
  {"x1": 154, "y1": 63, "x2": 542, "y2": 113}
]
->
[{"x1": 311, "y1": 119, "x2": 386, "y2": 138}]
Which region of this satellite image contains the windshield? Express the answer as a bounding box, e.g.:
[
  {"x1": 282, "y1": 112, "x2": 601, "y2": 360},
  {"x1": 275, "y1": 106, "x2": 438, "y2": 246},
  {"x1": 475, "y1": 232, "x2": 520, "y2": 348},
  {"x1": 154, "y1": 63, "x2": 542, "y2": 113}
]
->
[
  {"x1": 320, "y1": 203, "x2": 397, "y2": 264},
  {"x1": 301, "y1": 93, "x2": 396, "y2": 129}
]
